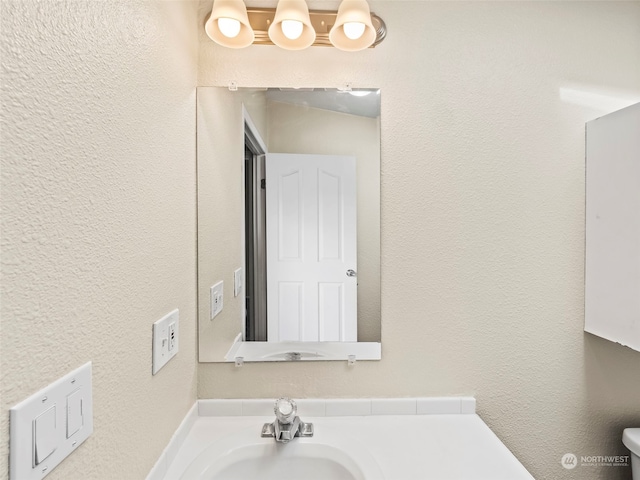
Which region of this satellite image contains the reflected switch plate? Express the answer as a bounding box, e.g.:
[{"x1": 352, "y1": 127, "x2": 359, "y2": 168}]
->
[
  {"x1": 210, "y1": 281, "x2": 223, "y2": 319},
  {"x1": 234, "y1": 268, "x2": 243, "y2": 297}
]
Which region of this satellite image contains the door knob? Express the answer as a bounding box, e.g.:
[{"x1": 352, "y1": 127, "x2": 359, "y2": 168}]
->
[{"x1": 346, "y1": 269, "x2": 357, "y2": 277}]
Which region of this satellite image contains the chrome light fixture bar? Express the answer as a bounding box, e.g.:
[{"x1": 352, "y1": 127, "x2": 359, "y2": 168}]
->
[{"x1": 205, "y1": 0, "x2": 387, "y2": 51}]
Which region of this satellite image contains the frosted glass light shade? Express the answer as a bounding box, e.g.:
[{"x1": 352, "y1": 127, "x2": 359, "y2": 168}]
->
[
  {"x1": 268, "y1": 0, "x2": 316, "y2": 50},
  {"x1": 329, "y1": 0, "x2": 376, "y2": 51},
  {"x1": 205, "y1": 0, "x2": 254, "y2": 48},
  {"x1": 343, "y1": 21, "x2": 366, "y2": 40},
  {"x1": 218, "y1": 18, "x2": 241, "y2": 38},
  {"x1": 281, "y1": 20, "x2": 304, "y2": 40}
]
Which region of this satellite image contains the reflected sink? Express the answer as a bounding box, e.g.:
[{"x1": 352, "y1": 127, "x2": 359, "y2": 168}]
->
[{"x1": 179, "y1": 427, "x2": 384, "y2": 480}]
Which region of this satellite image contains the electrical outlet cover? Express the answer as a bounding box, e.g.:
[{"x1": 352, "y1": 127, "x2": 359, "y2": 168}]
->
[
  {"x1": 152, "y1": 309, "x2": 179, "y2": 375},
  {"x1": 210, "y1": 281, "x2": 223, "y2": 319},
  {"x1": 168, "y1": 322, "x2": 176, "y2": 352}
]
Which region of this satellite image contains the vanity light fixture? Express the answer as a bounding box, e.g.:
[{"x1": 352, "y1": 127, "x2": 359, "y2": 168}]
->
[
  {"x1": 329, "y1": 0, "x2": 376, "y2": 52},
  {"x1": 268, "y1": 0, "x2": 316, "y2": 50},
  {"x1": 204, "y1": 0, "x2": 386, "y2": 51},
  {"x1": 205, "y1": 0, "x2": 255, "y2": 49}
]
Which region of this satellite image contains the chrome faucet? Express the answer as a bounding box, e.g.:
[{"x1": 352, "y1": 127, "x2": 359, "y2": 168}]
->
[{"x1": 261, "y1": 398, "x2": 314, "y2": 443}]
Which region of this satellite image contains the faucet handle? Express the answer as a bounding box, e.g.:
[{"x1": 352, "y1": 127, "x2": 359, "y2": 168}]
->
[{"x1": 274, "y1": 397, "x2": 297, "y2": 424}]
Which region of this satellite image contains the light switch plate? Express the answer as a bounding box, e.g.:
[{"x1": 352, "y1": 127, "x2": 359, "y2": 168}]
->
[
  {"x1": 234, "y1": 268, "x2": 243, "y2": 297},
  {"x1": 33, "y1": 406, "x2": 57, "y2": 465},
  {"x1": 210, "y1": 281, "x2": 224, "y2": 319},
  {"x1": 10, "y1": 362, "x2": 93, "y2": 480},
  {"x1": 152, "y1": 309, "x2": 179, "y2": 375},
  {"x1": 66, "y1": 390, "x2": 82, "y2": 438}
]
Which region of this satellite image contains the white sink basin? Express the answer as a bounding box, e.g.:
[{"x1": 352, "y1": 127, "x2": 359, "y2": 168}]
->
[{"x1": 179, "y1": 427, "x2": 384, "y2": 480}]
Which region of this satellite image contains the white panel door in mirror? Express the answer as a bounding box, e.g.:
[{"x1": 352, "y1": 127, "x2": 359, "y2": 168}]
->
[{"x1": 266, "y1": 153, "x2": 357, "y2": 342}]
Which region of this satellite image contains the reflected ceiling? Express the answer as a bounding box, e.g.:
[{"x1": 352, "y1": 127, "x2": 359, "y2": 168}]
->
[{"x1": 265, "y1": 88, "x2": 381, "y2": 118}]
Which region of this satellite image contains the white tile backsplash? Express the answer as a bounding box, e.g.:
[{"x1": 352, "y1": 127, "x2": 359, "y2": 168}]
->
[
  {"x1": 417, "y1": 397, "x2": 464, "y2": 414},
  {"x1": 325, "y1": 399, "x2": 372, "y2": 416},
  {"x1": 199, "y1": 399, "x2": 242, "y2": 416},
  {"x1": 165, "y1": 404, "x2": 198, "y2": 465},
  {"x1": 146, "y1": 453, "x2": 166, "y2": 480},
  {"x1": 296, "y1": 399, "x2": 327, "y2": 417},
  {"x1": 461, "y1": 397, "x2": 477, "y2": 414},
  {"x1": 371, "y1": 398, "x2": 417, "y2": 415},
  {"x1": 242, "y1": 399, "x2": 275, "y2": 416},
  {"x1": 146, "y1": 402, "x2": 197, "y2": 480},
  {"x1": 196, "y1": 397, "x2": 475, "y2": 417}
]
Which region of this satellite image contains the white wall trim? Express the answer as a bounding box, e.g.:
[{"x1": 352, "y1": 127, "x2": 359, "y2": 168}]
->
[
  {"x1": 197, "y1": 397, "x2": 476, "y2": 417},
  {"x1": 243, "y1": 104, "x2": 268, "y2": 154},
  {"x1": 146, "y1": 402, "x2": 198, "y2": 480}
]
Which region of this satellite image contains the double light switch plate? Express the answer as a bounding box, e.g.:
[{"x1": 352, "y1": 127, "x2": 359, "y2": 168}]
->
[{"x1": 10, "y1": 362, "x2": 93, "y2": 480}]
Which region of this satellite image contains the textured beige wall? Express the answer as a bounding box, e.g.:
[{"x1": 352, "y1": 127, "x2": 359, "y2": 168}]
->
[
  {"x1": 1, "y1": 1, "x2": 199, "y2": 479},
  {"x1": 197, "y1": 2, "x2": 640, "y2": 480},
  {"x1": 267, "y1": 101, "x2": 381, "y2": 342}
]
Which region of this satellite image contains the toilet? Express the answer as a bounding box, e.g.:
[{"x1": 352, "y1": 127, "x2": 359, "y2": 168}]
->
[{"x1": 623, "y1": 428, "x2": 640, "y2": 479}]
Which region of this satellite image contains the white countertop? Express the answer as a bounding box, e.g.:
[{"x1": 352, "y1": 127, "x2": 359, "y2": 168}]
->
[{"x1": 163, "y1": 413, "x2": 534, "y2": 480}]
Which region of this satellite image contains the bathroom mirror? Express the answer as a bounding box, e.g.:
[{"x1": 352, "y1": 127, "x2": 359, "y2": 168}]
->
[{"x1": 197, "y1": 87, "x2": 381, "y2": 362}]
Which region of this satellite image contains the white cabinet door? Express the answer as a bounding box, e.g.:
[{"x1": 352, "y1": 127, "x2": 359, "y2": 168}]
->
[
  {"x1": 585, "y1": 102, "x2": 640, "y2": 352},
  {"x1": 266, "y1": 153, "x2": 357, "y2": 342}
]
